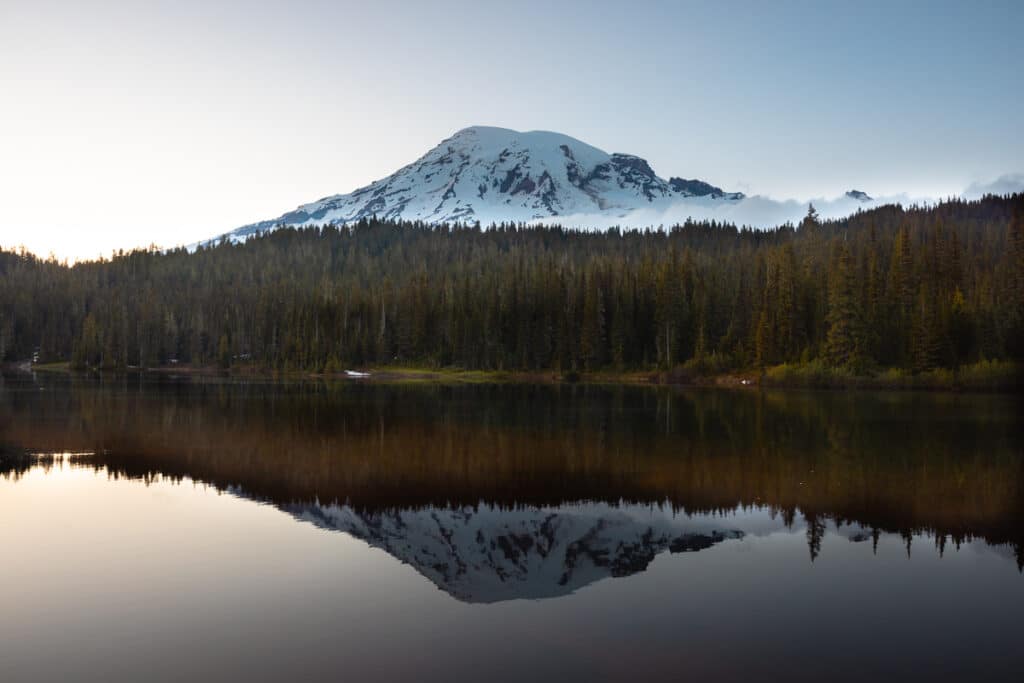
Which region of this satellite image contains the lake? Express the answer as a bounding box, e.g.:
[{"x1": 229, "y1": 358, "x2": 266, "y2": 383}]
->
[{"x1": 1, "y1": 373, "x2": 1022, "y2": 682}]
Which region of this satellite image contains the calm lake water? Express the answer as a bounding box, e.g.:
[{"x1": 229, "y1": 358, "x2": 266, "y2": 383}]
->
[{"x1": 1, "y1": 373, "x2": 1022, "y2": 682}]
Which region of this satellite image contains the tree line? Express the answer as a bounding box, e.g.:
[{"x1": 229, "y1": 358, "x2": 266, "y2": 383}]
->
[{"x1": 1, "y1": 194, "x2": 1022, "y2": 375}]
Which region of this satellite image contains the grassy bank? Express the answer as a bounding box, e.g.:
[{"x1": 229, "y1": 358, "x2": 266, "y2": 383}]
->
[
  {"x1": 352, "y1": 361, "x2": 1021, "y2": 391},
  {"x1": 760, "y1": 359, "x2": 1022, "y2": 392},
  {"x1": 6, "y1": 359, "x2": 1021, "y2": 393}
]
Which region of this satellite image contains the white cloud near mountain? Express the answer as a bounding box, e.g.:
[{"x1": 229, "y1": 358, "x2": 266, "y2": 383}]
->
[
  {"x1": 962, "y1": 174, "x2": 1024, "y2": 200},
  {"x1": 546, "y1": 174, "x2": 1023, "y2": 231},
  {"x1": 545, "y1": 192, "x2": 924, "y2": 231}
]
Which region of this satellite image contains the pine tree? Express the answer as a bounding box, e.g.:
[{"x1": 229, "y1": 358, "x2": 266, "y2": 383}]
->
[
  {"x1": 825, "y1": 242, "x2": 863, "y2": 368},
  {"x1": 218, "y1": 333, "x2": 231, "y2": 369},
  {"x1": 580, "y1": 276, "x2": 606, "y2": 370},
  {"x1": 913, "y1": 285, "x2": 943, "y2": 373},
  {"x1": 1007, "y1": 199, "x2": 1024, "y2": 359},
  {"x1": 949, "y1": 288, "x2": 974, "y2": 366},
  {"x1": 800, "y1": 204, "x2": 820, "y2": 233}
]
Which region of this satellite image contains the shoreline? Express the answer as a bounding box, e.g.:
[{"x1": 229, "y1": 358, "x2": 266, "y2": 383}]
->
[{"x1": 9, "y1": 360, "x2": 1021, "y2": 393}]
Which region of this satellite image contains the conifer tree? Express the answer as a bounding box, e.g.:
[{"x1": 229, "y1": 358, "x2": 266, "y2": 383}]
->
[{"x1": 825, "y1": 242, "x2": 863, "y2": 368}]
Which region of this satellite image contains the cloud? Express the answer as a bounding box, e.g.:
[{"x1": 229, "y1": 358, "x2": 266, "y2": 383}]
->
[
  {"x1": 546, "y1": 192, "x2": 928, "y2": 231},
  {"x1": 545, "y1": 175, "x2": 1022, "y2": 231},
  {"x1": 962, "y1": 174, "x2": 1024, "y2": 200}
]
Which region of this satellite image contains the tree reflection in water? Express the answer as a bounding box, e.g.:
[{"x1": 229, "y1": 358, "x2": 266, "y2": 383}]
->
[{"x1": 1, "y1": 373, "x2": 1022, "y2": 599}]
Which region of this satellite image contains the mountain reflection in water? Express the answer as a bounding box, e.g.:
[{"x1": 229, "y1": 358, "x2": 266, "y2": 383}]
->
[
  {"x1": 286, "y1": 500, "x2": 744, "y2": 602},
  {"x1": 1, "y1": 373, "x2": 1022, "y2": 602}
]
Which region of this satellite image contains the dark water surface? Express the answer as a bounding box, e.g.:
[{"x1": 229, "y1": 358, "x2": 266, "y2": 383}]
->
[{"x1": 1, "y1": 373, "x2": 1022, "y2": 682}]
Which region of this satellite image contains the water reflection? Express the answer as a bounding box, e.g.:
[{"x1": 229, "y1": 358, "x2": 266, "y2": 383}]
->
[
  {"x1": 3, "y1": 376, "x2": 1023, "y2": 682},
  {"x1": 286, "y1": 500, "x2": 745, "y2": 602},
  {"x1": 1, "y1": 373, "x2": 1022, "y2": 594}
]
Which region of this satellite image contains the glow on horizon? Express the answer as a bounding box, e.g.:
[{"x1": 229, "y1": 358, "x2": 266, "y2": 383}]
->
[{"x1": 1, "y1": 0, "x2": 1022, "y2": 261}]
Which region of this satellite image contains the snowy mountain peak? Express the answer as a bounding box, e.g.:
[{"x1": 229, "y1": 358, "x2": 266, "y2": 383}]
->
[
  {"x1": 210, "y1": 127, "x2": 744, "y2": 244},
  {"x1": 845, "y1": 189, "x2": 873, "y2": 201}
]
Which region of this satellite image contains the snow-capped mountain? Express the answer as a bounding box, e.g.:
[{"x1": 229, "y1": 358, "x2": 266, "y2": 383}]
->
[
  {"x1": 285, "y1": 500, "x2": 744, "y2": 603},
  {"x1": 209, "y1": 126, "x2": 743, "y2": 244}
]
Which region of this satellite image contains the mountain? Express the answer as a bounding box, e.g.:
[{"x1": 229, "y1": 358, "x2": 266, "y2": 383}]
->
[
  {"x1": 845, "y1": 189, "x2": 873, "y2": 201},
  {"x1": 210, "y1": 126, "x2": 744, "y2": 244}
]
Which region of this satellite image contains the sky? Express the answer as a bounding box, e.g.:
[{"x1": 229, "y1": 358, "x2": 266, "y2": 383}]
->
[{"x1": 1, "y1": 0, "x2": 1022, "y2": 261}]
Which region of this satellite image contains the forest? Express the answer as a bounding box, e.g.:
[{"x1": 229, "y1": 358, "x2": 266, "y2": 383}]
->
[{"x1": 0, "y1": 194, "x2": 1022, "y2": 385}]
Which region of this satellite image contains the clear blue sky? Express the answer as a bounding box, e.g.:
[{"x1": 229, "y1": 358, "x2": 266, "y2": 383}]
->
[{"x1": 1, "y1": 0, "x2": 1021, "y2": 259}]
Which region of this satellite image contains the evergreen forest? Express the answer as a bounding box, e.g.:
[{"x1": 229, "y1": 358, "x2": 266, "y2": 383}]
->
[{"x1": 1, "y1": 194, "x2": 1022, "y2": 384}]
